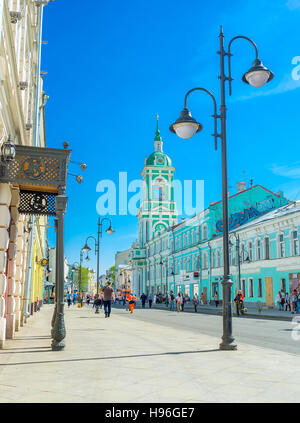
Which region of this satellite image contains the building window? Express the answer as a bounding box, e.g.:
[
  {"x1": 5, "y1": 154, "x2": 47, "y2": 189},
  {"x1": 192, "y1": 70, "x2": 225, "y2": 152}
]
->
[
  {"x1": 248, "y1": 242, "x2": 253, "y2": 261},
  {"x1": 185, "y1": 284, "x2": 190, "y2": 297},
  {"x1": 211, "y1": 251, "x2": 216, "y2": 268},
  {"x1": 193, "y1": 283, "x2": 199, "y2": 297},
  {"x1": 202, "y1": 252, "x2": 208, "y2": 270},
  {"x1": 279, "y1": 234, "x2": 285, "y2": 258},
  {"x1": 216, "y1": 250, "x2": 221, "y2": 267},
  {"x1": 248, "y1": 278, "x2": 254, "y2": 298},
  {"x1": 241, "y1": 279, "x2": 246, "y2": 297},
  {"x1": 292, "y1": 231, "x2": 299, "y2": 256},
  {"x1": 258, "y1": 278, "x2": 262, "y2": 298},
  {"x1": 257, "y1": 240, "x2": 261, "y2": 260},
  {"x1": 202, "y1": 224, "x2": 208, "y2": 240},
  {"x1": 264, "y1": 237, "x2": 270, "y2": 260},
  {"x1": 280, "y1": 278, "x2": 286, "y2": 292}
]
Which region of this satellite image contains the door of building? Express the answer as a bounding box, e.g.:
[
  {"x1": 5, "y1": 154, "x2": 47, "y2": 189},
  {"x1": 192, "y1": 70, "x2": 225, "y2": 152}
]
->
[
  {"x1": 265, "y1": 277, "x2": 273, "y2": 306},
  {"x1": 203, "y1": 287, "x2": 208, "y2": 304}
]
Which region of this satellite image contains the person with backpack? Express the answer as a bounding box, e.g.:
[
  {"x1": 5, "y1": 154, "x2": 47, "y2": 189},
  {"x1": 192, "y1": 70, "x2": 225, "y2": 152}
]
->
[
  {"x1": 129, "y1": 293, "x2": 137, "y2": 314},
  {"x1": 169, "y1": 291, "x2": 175, "y2": 311},
  {"x1": 176, "y1": 293, "x2": 182, "y2": 312}
]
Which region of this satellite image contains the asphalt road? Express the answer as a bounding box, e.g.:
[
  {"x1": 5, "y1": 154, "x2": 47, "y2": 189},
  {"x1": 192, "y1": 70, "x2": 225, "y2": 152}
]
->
[{"x1": 111, "y1": 304, "x2": 300, "y2": 356}]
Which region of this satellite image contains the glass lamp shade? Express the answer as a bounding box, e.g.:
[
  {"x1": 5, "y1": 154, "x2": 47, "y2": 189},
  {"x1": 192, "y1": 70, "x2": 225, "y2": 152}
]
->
[
  {"x1": 242, "y1": 58, "x2": 274, "y2": 88},
  {"x1": 76, "y1": 175, "x2": 83, "y2": 184},
  {"x1": 85, "y1": 255, "x2": 90, "y2": 262},
  {"x1": 80, "y1": 163, "x2": 87, "y2": 171},
  {"x1": 173, "y1": 122, "x2": 200, "y2": 139},
  {"x1": 82, "y1": 243, "x2": 91, "y2": 254},
  {"x1": 244, "y1": 70, "x2": 270, "y2": 87},
  {"x1": 106, "y1": 225, "x2": 115, "y2": 235},
  {"x1": 169, "y1": 108, "x2": 202, "y2": 139},
  {"x1": 1, "y1": 137, "x2": 16, "y2": 162}
]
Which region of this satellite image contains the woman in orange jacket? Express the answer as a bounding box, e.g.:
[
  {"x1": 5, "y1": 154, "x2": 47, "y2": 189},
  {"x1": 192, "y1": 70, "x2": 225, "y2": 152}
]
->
[{"x1": 128, "y1": 294, "x2": 137, "y2": 314}]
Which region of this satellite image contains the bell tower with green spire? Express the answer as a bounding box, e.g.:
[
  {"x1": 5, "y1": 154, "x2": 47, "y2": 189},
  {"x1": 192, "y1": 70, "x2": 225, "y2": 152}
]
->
[{"x1": 137, "y1": 116, "x2": 178, "y2": 247}]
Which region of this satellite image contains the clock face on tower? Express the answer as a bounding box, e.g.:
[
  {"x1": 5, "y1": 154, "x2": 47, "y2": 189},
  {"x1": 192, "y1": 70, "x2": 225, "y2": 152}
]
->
[{"x1": 156, "y1": 156, "x2": 164, "y2": 165}]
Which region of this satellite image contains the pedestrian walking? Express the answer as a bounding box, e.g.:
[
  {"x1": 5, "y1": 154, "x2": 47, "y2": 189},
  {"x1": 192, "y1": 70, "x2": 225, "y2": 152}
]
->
[
  {"x1": 169, "y1": 291, "x2": 175, "y2": 311},
  {"x1": 234, "y1": 290, "x2": 245, "y2": 316},
  {"x1": 86, "y1": 295, "x2": 90, "y2": 306},
  {"x1": 291, "y1": 290, "x2": 298, "y2": 314},
  {"x1": 284, "y1": 292, "x2": 291, "y2": 311},
  {"x1": 214, "y1": 291, "x2": 219, "y2": 308},
  {"x1": 200, "y1": 292, "x2": 204, "y2": 305},
  {"x1": 193, "y1": 295, "x2": 199, "y2": 313},
  {"x1": 176, "y1": 293, "x2": 182, "y2": 312},
  {"x1": 129, "y1": 293, "x2": 137, "y2": 314},
  {"x1": 148, "y1": 293, "x2": 153, "y2": 309},
  {"x1": 140, "y1": 293, "x2": 147, "y2": 308},
  {"x1": 103, "y1": 281, "x2": 115, "y2": 318},
  {"x1": 67, "y1": 292, "x2": 72, "y2": 308},
  {"x1": 297, "y1": 289, "x2": 300, "y2": 313},
  {"x1": 276, "y1": 291, "x2": 282, "y2": 310},
  {"x1": 181, "y1": 294, "x2": 186, "y2": 312}
]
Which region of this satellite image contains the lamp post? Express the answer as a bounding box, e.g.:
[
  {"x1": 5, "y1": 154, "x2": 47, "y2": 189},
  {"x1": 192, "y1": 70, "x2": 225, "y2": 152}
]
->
[
  {"x1": 71, "y1": 259, "x2": 81, "y2": 296},
  {"x1": 229, "y1": 233, "x2": 251, "y2": 294},
  {"x1": 82, "y1": 217, "x2": 115, "y2": 301},
  {"x1": 170, "y1": 27, "x2": 273, "y2": 351}
]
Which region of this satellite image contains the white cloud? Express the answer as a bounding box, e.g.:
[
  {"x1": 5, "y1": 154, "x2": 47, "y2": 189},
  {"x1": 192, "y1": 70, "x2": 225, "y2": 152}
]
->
[
  {"x1": 287, "y1": 0, "x2": 300, "y2": 10},
  {"x1": 271, "y1": 162, "x2": 300, "y2": 179}
]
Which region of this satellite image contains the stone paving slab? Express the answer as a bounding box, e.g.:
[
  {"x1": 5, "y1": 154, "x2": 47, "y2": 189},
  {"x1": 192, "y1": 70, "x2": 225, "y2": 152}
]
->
[{"x1": 0, "y1": 304, "x2": 299, "y2": 403}]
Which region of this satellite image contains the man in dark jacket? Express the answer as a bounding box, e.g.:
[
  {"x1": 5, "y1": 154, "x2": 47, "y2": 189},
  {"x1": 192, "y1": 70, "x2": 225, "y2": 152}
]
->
[
  {"x1": 140, "y1": 293, "x2": 147, "y2": 308},
  {"x1": 103, "y1": 281, "x2": 115, "y2": 318}
]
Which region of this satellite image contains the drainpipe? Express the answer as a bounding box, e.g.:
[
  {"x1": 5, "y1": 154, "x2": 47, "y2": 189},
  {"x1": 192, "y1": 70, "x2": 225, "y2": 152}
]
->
[
  {"x1": 33, "y1": 3, "x2": 44, "y2": 148},
  {"x1": 23, "y1": 3, "x2": 44, "y2": 319}
]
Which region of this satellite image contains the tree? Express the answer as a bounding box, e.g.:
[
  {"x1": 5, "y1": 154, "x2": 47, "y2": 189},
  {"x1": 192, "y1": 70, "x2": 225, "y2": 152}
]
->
[{"x1": 107, "y1": 265, "x2": 116, "y2": 287}]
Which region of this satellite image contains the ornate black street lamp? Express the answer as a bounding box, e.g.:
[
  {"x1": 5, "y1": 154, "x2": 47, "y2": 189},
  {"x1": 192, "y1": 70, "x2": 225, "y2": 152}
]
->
[
  {"x1": 170, "y1": 27, "x2": 273, "y2": 351},
  {"x1": 82, "y1": 217, "x2": 115, "y2": 301}
]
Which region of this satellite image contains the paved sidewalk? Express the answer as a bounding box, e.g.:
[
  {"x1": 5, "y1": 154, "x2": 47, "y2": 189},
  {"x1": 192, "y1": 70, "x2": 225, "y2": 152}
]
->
[
  {"x1": 150, "y1": 301, "x2": 294, "y2": 320},
  {"x1": 0, "y1": 304, "x2": 299, "y2": 403}
]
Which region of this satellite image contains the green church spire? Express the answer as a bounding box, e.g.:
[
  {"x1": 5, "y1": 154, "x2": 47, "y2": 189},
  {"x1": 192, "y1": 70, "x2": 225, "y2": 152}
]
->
[{"x1": 154, "y1": 113, "x2": 162, "y2": 141}]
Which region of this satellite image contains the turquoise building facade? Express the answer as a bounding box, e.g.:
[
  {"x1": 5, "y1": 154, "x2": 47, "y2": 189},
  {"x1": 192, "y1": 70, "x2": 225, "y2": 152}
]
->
[{"x1": 131, "y1": 125, "x2": 300, "y2": 306}]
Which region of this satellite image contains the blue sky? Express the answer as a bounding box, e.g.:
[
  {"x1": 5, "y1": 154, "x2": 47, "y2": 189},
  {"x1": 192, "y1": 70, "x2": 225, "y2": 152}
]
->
[{"x1": 42, "y1": 0, "x2": 300, "y2": 274}]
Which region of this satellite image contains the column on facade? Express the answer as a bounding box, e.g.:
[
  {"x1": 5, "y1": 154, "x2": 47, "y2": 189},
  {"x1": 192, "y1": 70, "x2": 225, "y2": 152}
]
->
[
  {"x1": 14, "y1": 198, "x2": 25, "y2": 331},
  {"x1": 0, "y1": 183, "x2": 11, "y2": 348},
  {"x1": 6, "y1": 185, "x2": 19, "y2": 339}
]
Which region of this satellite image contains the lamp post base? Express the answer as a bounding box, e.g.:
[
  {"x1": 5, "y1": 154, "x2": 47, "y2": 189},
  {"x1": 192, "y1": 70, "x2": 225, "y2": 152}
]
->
[{"x1": 219, "y1": 342, "x2": 237, "y2": 351}]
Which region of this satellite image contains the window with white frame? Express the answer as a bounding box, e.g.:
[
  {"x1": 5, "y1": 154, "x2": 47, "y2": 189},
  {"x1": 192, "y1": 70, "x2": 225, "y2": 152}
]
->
[
  {"x1": 216, "y1": 250, "x2": 221, "y2": 267},
  {"x1": 241, "y1": 243, "x2": 245, "y2": 262},
  {"x1": 211, "y1": 250, "x2": 216, "y2": 268},
  {"x1": 258, "y1": 278, "x2": 262, "y2": 297},
  {"x1": 241, "y1": 279, "x2": 246, "y2": 297},
  {"x1": 202, "y1": 252, "x2": 208, "y2": 269},
  {"x1": 248, "y1": 278, "x2": 254, "y2": 297},
  {"x1": 256, "y1": 239, "x2": 261, "y2": 260},
  {"x1": 278, "y1": 234, "x2": 285, "y2": 258},
  {"x1": 202, "y1": 223, "x2": 208, "y2": 240},
  {"x1": 264, "y1": 237, "x2": 270, "y2": 259},
  {"x1": 248, "y1": 242, "x2": 253, "y2": 261},
  {"x1": 292, "y1": 230, "x2": 299, "y2": 256},
  {"x1": 191, "y1": 229, "x2": 195, "y2": 244}
]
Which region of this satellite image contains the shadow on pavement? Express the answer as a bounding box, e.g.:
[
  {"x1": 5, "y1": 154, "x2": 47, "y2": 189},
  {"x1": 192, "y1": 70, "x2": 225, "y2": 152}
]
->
[{"x1": 0, "y1": 348, "x2": 220, "y2": 367}]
